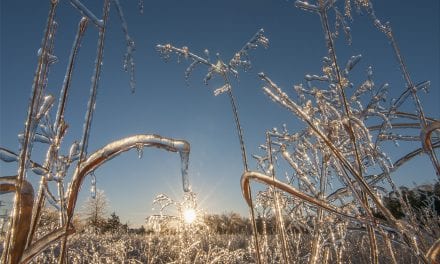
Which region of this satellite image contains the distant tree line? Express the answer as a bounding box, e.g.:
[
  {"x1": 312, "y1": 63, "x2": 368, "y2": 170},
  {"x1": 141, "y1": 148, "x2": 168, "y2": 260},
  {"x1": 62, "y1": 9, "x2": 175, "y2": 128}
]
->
[
  {"x1": 38, "y1": 183, "x2": 439, "y2": 237},
  {"x1": 377, "y1": 182, "x2": 440, "y2": 220}
]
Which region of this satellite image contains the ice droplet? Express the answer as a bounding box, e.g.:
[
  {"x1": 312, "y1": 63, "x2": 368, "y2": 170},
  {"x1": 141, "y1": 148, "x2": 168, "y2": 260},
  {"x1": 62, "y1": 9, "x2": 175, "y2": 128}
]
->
[
  {"x1": 37, "y1": 94, "x2": 55, "y2": 119},
  {"x1": 39, "y1": 123, "x2": 54, "y2": 138},
  {"x1": 18, "y1": 133, "x2": 24, "y2": 145},
  {"x1": 34, "y1": 133, "x2": 51, "y2": 144},
  {"x1": 31, "y1": 166, "x2": 48, "y2": 176},
  {"x1": 344, "y1": 54, "x2": 362, "y2": 75},
  {"x1": 69, "y1": 141, "x2": 80, "y2": 161},
  {"x1": 0, "y1": 148, "x2": 19, "y2": 162}
]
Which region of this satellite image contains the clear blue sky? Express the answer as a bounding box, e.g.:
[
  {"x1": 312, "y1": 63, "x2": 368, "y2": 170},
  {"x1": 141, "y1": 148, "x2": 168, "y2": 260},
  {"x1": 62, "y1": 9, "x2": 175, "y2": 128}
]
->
[{"x1": 1, "y1": 0, "x2": 439, "y2": 227}]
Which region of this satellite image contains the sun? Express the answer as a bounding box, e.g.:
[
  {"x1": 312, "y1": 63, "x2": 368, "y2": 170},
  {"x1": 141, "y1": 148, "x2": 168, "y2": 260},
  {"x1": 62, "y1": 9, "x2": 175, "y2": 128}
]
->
[{"x1": 183, "y1": 208, "x2": 196, "y2": 224}]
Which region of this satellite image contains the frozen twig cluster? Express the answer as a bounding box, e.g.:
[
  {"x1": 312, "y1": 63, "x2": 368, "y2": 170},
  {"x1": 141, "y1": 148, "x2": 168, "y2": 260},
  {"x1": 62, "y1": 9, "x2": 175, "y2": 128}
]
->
[{"x1": 241, "y1": 0, "x2": 439, "y2": 263}]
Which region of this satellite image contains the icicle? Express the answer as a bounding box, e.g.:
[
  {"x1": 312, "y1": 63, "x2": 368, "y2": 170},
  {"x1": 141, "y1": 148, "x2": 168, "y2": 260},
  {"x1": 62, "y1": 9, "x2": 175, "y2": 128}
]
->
[
  {"x1": 90, "y1": 172, "x2": 96, "y2": 199},
  {"x1": 184, "y1": 61, "x2": 200, "y2": 81},
  {"x1": 135, "y1": 144, "x2": 143, "y2": 159},
  {"x1": 179, "y1": 150, "x2": 190, "y2": 192},
  {"x1": 113, "y1": 0, "x2": 136, "y2": 93},
  {"x1": 138, "y1": 0, "x2": 144, "y2": 14}
]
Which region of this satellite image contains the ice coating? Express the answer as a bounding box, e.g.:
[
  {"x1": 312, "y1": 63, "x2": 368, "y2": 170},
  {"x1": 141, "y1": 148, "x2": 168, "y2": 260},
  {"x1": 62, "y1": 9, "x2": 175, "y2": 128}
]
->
[
  {"x1": 265, "y1": 133, "x2": 290, "y2": 264},
  {"x1": 55, "y1": 17, "x2": 88, "y2": 132},
  {"x1": 77, "y1": 0, "x2": 110, "y2": 165},
  {"x1": 156, "y1": 28, "x2": 268, "y2": 85}
]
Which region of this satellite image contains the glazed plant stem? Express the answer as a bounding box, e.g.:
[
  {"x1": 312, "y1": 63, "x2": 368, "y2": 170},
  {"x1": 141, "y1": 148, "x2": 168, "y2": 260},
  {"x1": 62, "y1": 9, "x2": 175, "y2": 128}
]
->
[
  {"x1": 2, "y1": 1, "x2": 58, "y2": 263},
  {"x1": 27, "y1": 16, "x2": 89, "y2": 249},
  {"x1": 59, "y1": 1, "x2": 111, "y2": 262}
]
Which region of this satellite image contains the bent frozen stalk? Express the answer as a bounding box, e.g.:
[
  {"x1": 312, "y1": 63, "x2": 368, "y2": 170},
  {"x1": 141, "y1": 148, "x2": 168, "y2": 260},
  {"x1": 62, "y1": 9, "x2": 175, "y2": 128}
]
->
[
  {"x1": 0, "y1": 177, "x2": 34, "y2": 264},
  {"x1": 63, "y1": 134, "x2": 190, "y2": 239},
  {"x1": 241, "y1": 171, "x2": 386, "y2": 226},
  {"x1": 15, "y1": 134, "x2": 191, "y2": 264}
]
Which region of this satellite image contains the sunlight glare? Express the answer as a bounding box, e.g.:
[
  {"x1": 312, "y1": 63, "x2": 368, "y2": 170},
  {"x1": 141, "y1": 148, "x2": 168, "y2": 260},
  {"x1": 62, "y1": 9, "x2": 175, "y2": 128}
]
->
[{"x1": 183, "y1": 208, "x2": 196, "y2": 224}]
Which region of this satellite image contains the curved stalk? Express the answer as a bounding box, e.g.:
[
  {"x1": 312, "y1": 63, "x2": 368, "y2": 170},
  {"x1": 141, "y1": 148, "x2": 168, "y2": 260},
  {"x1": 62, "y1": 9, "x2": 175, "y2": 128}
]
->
[
  {"x1": 0, "y1": 176, "x2": 34, "y2": 264},
  {"x1": 426, "y1": 238, "x2": 440, "y2": 264},
  {"x1": 65, "y1": 134, "x2": 190, "y2": 222},
  {"x1": 241, "y1": 171, "x2": 384, "y2": 227},
  {"x1": 20, "y1": 134, "x2": 189, "y2": 264}
]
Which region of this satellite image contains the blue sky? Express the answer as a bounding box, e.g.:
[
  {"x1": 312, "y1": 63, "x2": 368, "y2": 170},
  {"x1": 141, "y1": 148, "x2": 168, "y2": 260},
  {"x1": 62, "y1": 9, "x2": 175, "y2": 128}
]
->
[{"x1": 1, "y1": 0, "x2": 439, "y2": 227}]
